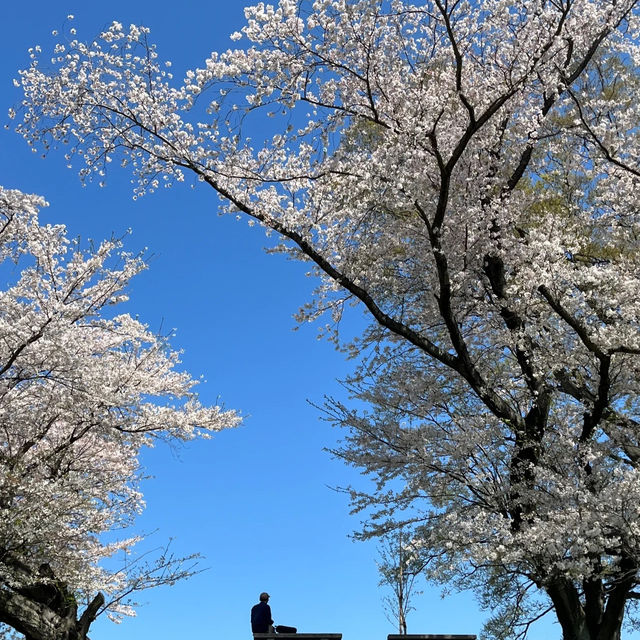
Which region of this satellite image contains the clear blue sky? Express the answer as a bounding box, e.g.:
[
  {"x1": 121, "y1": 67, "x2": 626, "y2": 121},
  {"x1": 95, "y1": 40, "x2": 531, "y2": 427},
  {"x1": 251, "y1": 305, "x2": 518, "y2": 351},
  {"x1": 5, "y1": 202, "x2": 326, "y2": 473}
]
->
[{"x1": 0, "y1": 2, "x2": 572, "y2": 640}]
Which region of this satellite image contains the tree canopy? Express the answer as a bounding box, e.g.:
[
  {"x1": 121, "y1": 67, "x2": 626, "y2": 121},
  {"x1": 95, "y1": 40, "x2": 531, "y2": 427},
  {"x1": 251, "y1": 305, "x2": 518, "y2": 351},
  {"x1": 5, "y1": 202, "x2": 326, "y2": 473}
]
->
[
  {"x1": 0, "y1": 187, "x2": 239, "y2": 640},
  {"x1": 12, "y1": 1, "x2": 640, "y2": 638}
]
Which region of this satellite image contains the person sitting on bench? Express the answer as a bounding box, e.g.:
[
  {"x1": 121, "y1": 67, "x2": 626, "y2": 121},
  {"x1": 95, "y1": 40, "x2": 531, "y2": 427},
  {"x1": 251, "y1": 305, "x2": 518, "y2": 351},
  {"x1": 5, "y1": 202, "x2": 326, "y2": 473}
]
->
[{"x1": 251, "y1": 592, "x2": 274, "y2": 636}]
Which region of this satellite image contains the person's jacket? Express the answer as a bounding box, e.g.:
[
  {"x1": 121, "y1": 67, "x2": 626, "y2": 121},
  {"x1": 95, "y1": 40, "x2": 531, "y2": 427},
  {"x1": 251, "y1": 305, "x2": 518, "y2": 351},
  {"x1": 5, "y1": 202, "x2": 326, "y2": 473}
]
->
[{"x1": 251, "y1": 601, "x2": 273, "y2": 633}]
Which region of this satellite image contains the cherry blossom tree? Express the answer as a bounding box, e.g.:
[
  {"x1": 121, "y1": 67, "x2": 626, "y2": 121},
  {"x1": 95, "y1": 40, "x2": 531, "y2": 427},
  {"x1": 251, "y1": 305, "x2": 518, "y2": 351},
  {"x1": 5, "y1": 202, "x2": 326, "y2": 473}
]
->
[
  {"x1": 12, "y1": 1, "x2": 640, "y2": 637},
  {"x1": 0, "y1": 187, "x2": 239, "y2": 640}
]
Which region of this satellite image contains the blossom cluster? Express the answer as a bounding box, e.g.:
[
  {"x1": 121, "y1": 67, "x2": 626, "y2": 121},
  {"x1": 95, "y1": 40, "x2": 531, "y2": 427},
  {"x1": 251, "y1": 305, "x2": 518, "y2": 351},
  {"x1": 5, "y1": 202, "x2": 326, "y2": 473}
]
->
[
  {"x1": 13, "y1": 0, "x2": 640, "y2": 634},
  {"x1": 0, "y1": 187, "x2": 239, "y2": 617}
]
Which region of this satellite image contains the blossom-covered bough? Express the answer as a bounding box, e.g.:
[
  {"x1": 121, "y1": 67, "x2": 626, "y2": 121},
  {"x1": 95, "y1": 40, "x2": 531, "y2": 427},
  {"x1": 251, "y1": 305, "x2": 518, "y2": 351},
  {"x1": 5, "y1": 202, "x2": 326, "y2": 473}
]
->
[
  {"x1": 0, "y1": 188, "x2": 239, "y2": 640},
  {"x1": 13, "y1": 0, "x2": 640, "y2": 638}
]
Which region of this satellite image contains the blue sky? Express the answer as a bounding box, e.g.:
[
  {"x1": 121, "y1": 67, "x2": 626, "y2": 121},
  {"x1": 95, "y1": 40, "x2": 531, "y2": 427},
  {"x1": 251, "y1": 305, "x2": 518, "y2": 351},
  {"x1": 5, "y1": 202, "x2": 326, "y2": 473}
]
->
[{"x1": 0, "y1": 2, "x2": 572, "y2": 640}]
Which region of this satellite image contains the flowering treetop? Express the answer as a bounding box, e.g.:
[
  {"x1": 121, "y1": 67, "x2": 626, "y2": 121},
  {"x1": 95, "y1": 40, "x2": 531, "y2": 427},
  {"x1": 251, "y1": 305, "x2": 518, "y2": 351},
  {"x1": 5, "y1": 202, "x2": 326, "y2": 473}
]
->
[
  {"x1": 12, "y1": 1, "x2": 640, "y2": 638},
  {"x1": 0, "y1": 186, "x2": 239, "y2": 636}
]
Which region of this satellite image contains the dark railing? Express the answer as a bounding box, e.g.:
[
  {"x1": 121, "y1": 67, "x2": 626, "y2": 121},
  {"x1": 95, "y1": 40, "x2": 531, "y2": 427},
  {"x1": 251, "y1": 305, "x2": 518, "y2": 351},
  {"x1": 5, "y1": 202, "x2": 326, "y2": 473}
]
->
[
  {"x1": 253, "y1": 634, "x2": 342, "y2": 640},
  {"x1": 388, "y1": 635, "x2": 477, "y2": 640},
  {"x1": 254, "y1": 632, "x2": 476, "y2": 639}
]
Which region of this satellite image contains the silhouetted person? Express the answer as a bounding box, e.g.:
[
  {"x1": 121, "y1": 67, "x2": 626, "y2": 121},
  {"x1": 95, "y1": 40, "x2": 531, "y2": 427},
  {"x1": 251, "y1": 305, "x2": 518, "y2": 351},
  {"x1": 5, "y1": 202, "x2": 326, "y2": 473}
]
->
[{"x1": 251, "y1": 592, "x2": 273, "y2": 636}]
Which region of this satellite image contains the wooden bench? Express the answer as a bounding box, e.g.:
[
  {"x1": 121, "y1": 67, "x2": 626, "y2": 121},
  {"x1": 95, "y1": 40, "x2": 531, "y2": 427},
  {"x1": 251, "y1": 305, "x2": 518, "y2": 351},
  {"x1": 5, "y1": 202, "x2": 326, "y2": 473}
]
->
[
  {"x1": 388, "y1": 635, "x2": 476, "y2": 640},
  {"x1": 254, "y1": 635, "x2": 341, "y2": 640}
]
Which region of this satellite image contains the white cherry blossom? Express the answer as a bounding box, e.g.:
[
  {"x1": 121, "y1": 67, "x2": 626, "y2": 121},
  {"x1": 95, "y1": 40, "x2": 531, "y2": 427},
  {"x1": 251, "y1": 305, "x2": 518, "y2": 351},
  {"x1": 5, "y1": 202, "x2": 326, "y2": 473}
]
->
[
  {"x1": 13, "y1": 1, "x2": 640, "y2": 638},
  {"x1": 0, "y1": 187, "x2": 239, "y2": 640}
]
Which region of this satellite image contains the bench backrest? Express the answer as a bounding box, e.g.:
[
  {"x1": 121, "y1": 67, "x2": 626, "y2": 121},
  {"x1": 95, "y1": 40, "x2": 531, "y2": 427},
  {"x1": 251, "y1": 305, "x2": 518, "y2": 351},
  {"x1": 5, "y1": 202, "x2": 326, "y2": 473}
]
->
[
  {"x1": 253, "y1": 635, "x2": 342, "y2": 640},
  {"x1": 388, "y1": 635, "x2": 477, "y2": 640}
]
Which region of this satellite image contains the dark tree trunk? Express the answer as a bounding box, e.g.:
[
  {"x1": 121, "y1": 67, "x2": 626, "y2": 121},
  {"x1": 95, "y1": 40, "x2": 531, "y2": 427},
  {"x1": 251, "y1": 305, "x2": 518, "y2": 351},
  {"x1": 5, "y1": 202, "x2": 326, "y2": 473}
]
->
[
  {"x1": 546, "y1": 562, "x2": 635, "y2": 640},
  {"x1": 0, "y1": 562, "x2": 103, "y2": 640},
  {"x1": 547, "y1": 579, "x2": 592, "y2": 640}
]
